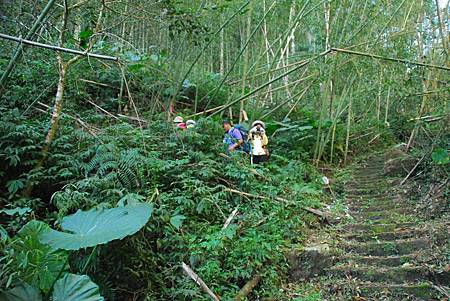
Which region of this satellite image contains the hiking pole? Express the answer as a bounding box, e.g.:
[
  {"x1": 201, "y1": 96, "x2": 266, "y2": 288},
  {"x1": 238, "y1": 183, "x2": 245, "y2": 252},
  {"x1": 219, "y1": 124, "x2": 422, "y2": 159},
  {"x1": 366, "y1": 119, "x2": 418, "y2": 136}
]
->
[{"x1": 250, "y1": 142, "x2": 254, "y2": 165}]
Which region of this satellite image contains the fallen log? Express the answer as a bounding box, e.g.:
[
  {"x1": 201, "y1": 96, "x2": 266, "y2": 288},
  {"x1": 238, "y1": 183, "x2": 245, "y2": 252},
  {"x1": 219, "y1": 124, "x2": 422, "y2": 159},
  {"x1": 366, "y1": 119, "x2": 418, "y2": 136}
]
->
[{"x1": 182, "y1": 262, "x2": 220, "y2": 301}]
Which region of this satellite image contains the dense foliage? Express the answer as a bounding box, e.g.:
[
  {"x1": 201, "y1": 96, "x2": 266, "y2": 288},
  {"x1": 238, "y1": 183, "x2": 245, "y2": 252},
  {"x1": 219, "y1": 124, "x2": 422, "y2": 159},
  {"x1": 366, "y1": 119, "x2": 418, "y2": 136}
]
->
[{"x1": 0, "y1": 0, "x2": 448, "y2": 300}]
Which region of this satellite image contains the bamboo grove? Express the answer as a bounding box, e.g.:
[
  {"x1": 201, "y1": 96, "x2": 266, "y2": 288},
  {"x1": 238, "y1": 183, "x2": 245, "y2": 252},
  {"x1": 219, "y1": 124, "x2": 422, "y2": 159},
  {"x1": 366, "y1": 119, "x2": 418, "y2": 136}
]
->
[{"x1": 0, "y1": 0, "x2": 449, "y2": 300}]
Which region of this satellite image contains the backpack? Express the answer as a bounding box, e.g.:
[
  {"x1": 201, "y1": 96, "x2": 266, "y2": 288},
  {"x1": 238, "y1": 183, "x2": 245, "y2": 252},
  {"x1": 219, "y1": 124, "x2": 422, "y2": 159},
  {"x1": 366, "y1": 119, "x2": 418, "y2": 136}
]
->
[{"x1": 232, "y1": 124, "x2": 251, "y2": 153}]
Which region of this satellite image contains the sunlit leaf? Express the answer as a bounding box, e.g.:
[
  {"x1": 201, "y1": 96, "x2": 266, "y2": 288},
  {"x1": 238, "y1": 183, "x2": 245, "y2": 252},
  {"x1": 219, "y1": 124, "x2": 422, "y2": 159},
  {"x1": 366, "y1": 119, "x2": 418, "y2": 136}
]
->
[
  {"x1": 0, "y1": 282, "x2": 42, "y2": 301},
  {"x1": 170, "y1": 215, "x2": 186, "y2": 229},
  {"x1": 53, "y1": 274, "x2": 103, "y2": 301},
  {"x1": 41, "y1": 203, "x2": 153, "y2": 250}
]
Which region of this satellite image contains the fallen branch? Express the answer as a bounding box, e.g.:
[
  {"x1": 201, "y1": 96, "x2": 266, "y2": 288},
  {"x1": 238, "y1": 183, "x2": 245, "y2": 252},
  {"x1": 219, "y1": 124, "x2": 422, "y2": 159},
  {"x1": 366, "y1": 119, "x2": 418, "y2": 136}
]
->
[
  {"x1": 399, "y1": 152, "x2": 429, "y2": 186},
  {"x1": 0, "y1": 33, "x2": 119, "y2": 61},
  {"x1": 80, "y1": 78, "x2": 119, "y2": 89},
  {"x1": 223, "y1": 205, "x2": 239, "y2": 229},
  {"x1": 368, "y1": 133, "x2": 381, "y2": 144},
  {"x1": 331, "y1": 47, "x2": 450, "y2": 71},
  {"x1": 431, "y1": 284, "x2": 450, "y2": 298},
  {"x1": 182, "y1": 262, "x2": 220, "y2": 301},
  {"x1": 224, "y1": 188, "x2": 328, "y2": 219},
  {"x1": 35, "y1": 102, "x2": 100, "y2": 139},
  {"x1": 234, "y1": 274, "x2": 261, "y2": 301},
  {"x1": 186, "y1": 104, "x2": 227, "y2": 118},
  {"x1": 117, "y1": 113, "x2": 148, "y2": 124},
  {"x1": 86, "y1": 99, "x2": 119, "y2": 120}
]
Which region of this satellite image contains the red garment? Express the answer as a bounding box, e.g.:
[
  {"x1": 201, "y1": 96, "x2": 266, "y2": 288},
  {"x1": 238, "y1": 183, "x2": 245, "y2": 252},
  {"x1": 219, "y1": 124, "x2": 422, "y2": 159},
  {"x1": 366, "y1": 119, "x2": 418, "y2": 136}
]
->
[{"x1": 176, "y1": 123, "x2": 187, "y2": 130}]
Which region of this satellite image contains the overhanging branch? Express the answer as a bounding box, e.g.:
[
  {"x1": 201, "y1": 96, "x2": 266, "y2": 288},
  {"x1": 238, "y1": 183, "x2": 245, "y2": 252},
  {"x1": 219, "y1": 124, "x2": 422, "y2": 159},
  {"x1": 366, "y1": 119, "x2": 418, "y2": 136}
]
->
[
  {"x1": 0, "y1": 33, "x2": 119, "y2": 61},
  {"x1": 331, "y1": 47, "x2": 450, "y2": 71}
]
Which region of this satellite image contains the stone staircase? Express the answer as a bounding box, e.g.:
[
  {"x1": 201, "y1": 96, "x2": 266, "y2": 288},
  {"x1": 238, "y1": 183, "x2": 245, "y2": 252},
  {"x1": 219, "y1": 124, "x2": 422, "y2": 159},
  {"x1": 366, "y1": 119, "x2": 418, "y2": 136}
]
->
[{"x1": 320, "y1": 154, "x2": 449, "y2": 300}]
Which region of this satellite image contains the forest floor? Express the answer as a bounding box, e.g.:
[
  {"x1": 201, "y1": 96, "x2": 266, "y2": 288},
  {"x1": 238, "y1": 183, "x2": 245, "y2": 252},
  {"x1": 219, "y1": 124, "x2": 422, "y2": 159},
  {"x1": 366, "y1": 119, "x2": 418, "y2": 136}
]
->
[{"x1": 287, "y1": 150, "x2": 449, "y2": 301}]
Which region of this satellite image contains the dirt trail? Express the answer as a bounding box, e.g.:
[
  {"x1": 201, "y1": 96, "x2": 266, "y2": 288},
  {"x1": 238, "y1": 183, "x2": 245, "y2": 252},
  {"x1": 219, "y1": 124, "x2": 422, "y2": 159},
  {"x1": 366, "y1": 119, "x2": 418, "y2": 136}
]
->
[{"x1": 320, "y1": 153, "x2": 449, "y2": 300}]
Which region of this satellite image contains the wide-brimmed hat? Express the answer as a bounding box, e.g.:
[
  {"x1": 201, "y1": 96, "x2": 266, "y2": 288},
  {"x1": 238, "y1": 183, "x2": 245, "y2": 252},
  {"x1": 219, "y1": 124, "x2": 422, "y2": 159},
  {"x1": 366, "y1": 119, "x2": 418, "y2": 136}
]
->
[
  {"x1": 252, "y1": 120, "x2": 265, "y2": 128},
  {"x1": 173, "y1": 116, "x2": 183, "y2": 123},
  {"x1": 186, "y1": 120, "x2": 196, "y2": 128}
]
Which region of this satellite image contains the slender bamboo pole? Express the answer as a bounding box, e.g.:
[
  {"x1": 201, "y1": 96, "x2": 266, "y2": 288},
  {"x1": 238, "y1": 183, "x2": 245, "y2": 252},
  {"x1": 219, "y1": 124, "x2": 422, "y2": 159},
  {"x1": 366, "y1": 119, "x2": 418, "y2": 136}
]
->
[
  {"x1": 210, "y1": 50, "x2": 332, "y2": 117},
  {"x1": 330, "y1": 47, "x2": 450, "y2": 71},
  {"x1": 0, "y1": 33, "x2": 119, "y2": 61},
  {"x1": 0, "y1": 0, "x2": 57, "y2": 88}
]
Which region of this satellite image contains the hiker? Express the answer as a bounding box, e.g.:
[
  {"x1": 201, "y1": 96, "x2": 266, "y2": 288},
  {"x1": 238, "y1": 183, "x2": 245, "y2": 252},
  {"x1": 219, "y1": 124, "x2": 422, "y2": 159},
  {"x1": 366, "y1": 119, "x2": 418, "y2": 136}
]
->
[
  {"x1": 223, "y1": 120, "x2": 244, "y2": 152},
  {"x1": 173, "y1": 116, "x2": 186, "y2": 130},
  {"x1": 186, "y1": 119, "x2": 196, "y2": 129},
  {"x1": 248, "y1": 120, "x2": 269, "y2": 164}
]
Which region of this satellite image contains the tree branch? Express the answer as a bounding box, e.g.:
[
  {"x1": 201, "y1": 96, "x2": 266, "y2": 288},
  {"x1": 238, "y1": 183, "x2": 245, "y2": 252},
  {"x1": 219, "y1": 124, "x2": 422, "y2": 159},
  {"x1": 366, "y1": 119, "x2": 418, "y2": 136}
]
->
[{"x1": 0, "y1": 33, "x2": 119, "y2": 61}]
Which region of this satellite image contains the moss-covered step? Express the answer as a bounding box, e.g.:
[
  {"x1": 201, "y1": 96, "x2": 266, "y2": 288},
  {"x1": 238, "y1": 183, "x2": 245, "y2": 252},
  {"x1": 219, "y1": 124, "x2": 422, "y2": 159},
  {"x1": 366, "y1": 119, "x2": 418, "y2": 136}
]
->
[
  {"x1": 345, "y1": 192, "x2": 391, "y2": 199},
  {"x1": 350, "y1": 206, "x2": 415, "y2": 218},
  {"x1": 357, "y1": 282, "x2": 442, "y2": 300},
  {"x1": 341, "y1": 222, "x2": 417, "y2": 233},
  {"x1": 337, "y1": 253, "x2": 419, "y2": 267},
  {"x1": 345, "y1": 187, "x2": 390, "y2": 194},
  {"x1": 339, "y1": 228, "x2": 428, "y2": 242},
  {"x1": 345, "y1": 179, "x2": 390, "y2": 189},
  {"x1": 340, "y1": 237, "x2": 430, "y2": 256},
  {"x1": 349, "y1": 202, "x2": 416, "y2": 213},
  {"x1": 326, "y1": 265, "x2": 429, "y2": 283},
  {"x1": 351, "y1": 211, "x2": 418, "y2": 222},
  {"x1": 346, "y1": 199, "x2": 395, "y2": 207}
]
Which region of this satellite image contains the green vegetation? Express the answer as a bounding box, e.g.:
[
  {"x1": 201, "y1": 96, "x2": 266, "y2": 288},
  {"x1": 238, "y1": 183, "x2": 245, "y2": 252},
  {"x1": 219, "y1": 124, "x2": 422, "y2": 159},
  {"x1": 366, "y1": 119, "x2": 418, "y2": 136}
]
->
[{"x1": 1, "y1": 0, "x2": 448, "y2": 300}]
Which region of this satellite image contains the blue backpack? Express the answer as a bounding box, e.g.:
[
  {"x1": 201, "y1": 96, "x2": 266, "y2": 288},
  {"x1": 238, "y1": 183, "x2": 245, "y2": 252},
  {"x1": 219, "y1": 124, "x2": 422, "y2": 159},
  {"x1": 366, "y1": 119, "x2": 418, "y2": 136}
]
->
[{"x1": 232, "y1": 124, "x2": 251, "y2": 153}]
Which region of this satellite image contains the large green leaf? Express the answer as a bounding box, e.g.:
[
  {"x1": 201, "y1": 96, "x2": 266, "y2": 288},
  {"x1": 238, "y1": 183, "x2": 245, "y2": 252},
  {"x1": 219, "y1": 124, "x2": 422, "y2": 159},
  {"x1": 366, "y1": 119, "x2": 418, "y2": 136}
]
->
[
  {"x1": 41, "y1": 203, "x2": 153, "y2": 250},
  {"x1": 0, "y1": 282, "x2": 42, "y2": 301},
  {"x1": 53, "y1": 274, "x2": 104, "y2": 301},
  {"x1": 432, "y1": 148, "x2": 449, "y2": 165},
  {"x1": 8, "y1": 221, "x2": 68, "y2": 293}
]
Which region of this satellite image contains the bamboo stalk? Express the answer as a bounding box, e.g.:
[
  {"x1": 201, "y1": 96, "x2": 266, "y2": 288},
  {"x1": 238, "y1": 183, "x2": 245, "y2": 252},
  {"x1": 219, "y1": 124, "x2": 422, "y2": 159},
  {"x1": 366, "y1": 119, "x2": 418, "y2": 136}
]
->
[
  {"x1": 331, "y1": 47, "x2": 450, "y2": 71},
  {"x1": 210, "y1": 50, "x2": 332, "y2": 117},
  {"x1": 203, "y1": 2, "x2": 276, "y2": 111},
  {"x1": 0, "y1": 33, "x2": 119, "y2": 61},
  {"x1": 0, "y1": 0, "x2": 57, "y2": 87},
  {"x1": 170, "y1": 1, "x2": 250, "y2": 111}
]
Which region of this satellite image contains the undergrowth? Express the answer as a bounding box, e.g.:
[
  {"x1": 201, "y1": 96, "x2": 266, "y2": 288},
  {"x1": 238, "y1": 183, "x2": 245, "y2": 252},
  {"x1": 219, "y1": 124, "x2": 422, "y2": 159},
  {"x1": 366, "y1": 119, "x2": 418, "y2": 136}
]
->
[{"x1": 0, "y1": 111, "x2": 324, "y2": 300}]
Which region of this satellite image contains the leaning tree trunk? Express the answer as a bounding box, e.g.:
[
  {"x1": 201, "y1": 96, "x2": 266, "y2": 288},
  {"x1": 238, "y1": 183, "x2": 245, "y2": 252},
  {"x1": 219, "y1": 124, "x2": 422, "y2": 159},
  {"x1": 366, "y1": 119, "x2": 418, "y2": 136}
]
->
[{"x1": 41, "y1": 58, "x2": 67, "y2": 161}]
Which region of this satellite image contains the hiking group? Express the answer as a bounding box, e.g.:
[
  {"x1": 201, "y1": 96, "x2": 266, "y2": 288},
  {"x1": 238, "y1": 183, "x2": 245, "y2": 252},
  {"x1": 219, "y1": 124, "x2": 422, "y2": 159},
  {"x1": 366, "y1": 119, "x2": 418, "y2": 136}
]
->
[{"x1": 173, "y1": 116, "x2": 269, "y2": 164}]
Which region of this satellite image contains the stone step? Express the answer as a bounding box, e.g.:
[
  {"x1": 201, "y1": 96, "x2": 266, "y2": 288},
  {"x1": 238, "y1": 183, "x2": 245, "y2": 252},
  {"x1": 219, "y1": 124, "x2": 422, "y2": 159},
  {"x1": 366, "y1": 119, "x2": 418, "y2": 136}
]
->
[
  {"x1": 340, "y1": 228, "x2": 428, "y2": 242},
  {"x1": 345, "y1": 187, "x2": 390, "y2": 194},
  {"x1": 351, "y1": 174, "x2": 386, "y2": 180},
  {"x1": 351, "y1": 211, "x2": 417, "y2": 222},
  {"x1": 341, "y1": 222, "x2": 417, "y2": 233},
  {"x1": 346, "y1": 198, "x2": 395, "y2": 205},
  {"x1": 349, "y1": 206, "x2": 415, "y2": 217},
  {"x1": 349, "y1": 202, "x2": 415, "y2": 213},
  {"x1": 346, "y1": 179, "x2": 388, "y2": 186},
  {"x1": 357, "y1": 282, "x2": 441, "y2": 300},
  {"x1": 341, "y1": 238, "x2": 430, "y2": 256},
  {"x1": 327, "y1": 265, "x2": 429, "y2": 284},
  {"x1": 339, "y1": 253, "x2": 419, "y2": 267},
  {"x1": 345, "y1": 192, "x2": 391, "y2": 199}
]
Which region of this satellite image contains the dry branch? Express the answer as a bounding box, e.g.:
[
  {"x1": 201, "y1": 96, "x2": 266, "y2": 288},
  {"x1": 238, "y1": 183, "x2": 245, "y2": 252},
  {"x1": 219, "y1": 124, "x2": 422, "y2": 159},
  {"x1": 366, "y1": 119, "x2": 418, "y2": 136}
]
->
[
  {"x1": 0, "y1": 33, "x2": 119, "y2": 61},
  {"x1": 224, "y1": 188, "x2": 327, "y2": 219},
  {"x1": 234, "y1": 274, "x2": 261, "y2": 301},
  {"x1": 223, "y1": 206, "x2": 239, "y2": 229},
  {"x1": 182, "y1": 262, "x2": 220, "y2": 301},
  {"x1": 331, "y1": 47, "x2": 450, "y2": 71}
]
